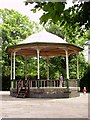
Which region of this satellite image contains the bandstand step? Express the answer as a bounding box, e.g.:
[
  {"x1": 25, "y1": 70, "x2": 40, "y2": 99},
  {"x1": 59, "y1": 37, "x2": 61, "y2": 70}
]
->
[{"x1": 16, "y1": 89, "x2": 28, "y2": 98}]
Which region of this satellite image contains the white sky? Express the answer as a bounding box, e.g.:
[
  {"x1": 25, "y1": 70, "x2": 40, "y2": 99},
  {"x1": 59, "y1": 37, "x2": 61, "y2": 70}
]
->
[
  {"x1": 0, "y1": 0, "x2": 73, "y2": 23},
  {"x1": 0, "y1": 0, "x2": 43, "y2": 23}
]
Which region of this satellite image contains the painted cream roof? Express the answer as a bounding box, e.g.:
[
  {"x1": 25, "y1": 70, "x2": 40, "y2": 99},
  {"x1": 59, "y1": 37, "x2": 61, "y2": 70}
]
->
[
  {"x1": 7, "y1": 30, "x2": 83, "y2": 57},
  {"x1": 18, "y1": 30, "x2": 67, "y2": 45}
]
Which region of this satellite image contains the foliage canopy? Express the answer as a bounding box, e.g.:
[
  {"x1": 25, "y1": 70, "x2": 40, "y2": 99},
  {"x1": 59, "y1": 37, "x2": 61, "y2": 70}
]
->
[
  {"x1": 1, "y1": 9, "x2": 41, "y2": 90},
  {"x1": 1, "y1": 1, "x2": 90, "y2": 91}
]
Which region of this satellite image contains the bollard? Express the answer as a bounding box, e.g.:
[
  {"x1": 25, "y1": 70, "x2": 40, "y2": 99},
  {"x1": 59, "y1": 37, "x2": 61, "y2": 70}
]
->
[{"x1": 83, "y1": 87, "x2": 86, "y2": 93}]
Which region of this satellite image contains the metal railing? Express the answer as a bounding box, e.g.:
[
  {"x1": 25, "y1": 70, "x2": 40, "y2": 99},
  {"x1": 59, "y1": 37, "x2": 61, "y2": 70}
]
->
[
  {"x1": 16, "y1": 79, "x2": 78, "y2": 89},
  {"x1": 17, "y1": 80, "x2": 29, "y2": 94},
  {"x1": 29, "y1": 80, "x2": 61, "y2": 88}
]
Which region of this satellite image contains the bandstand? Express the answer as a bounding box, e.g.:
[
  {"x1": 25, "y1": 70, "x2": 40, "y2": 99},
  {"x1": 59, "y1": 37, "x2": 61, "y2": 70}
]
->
[{"x1": 7, "y1": 30, "x2": 83, "y2": 98}]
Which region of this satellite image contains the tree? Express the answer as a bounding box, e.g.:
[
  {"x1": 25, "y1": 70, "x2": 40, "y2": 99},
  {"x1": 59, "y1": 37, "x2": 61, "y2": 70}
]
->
[
  {"x1": 25, "y1": 2, "x2": 66, "y2": 24},
  {"x1": 44, "y1": 21, "x2": 88, "y2": 79},
  {"x1": 26, "y1": 1, "x2": 90, "y2": 29},
  {"x1": 80, "y1": 64, "x2": 90, "y2": 92},
  {"x1": 25, "y1": 1, "x2": 90, "y2": 45},
  {"x1": 0, "y1": 9, "x2": 40, "y2": 90},
  {"x1": 45, "y1": 22, "x2": 64, "y2": 39},
  {"x1": 25, "y1": 1, "x2": 90, "y2": 91},
  {"x1": 86, "y1": 28, "x2": 90, "y2": 40}
]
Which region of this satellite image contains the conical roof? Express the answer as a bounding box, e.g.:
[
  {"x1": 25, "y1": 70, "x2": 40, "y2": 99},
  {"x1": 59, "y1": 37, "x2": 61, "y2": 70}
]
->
[
  {"x1": 18, "y1": 29, "x2": 67, "y2": 45},
  {"x1": 7, "y1": 30, "x2": 83, "y2": 57}
]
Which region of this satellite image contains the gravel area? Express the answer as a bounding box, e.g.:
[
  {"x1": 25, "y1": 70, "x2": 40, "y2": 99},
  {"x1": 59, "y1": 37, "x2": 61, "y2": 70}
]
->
[{"x1": 0, "y1": 91, "x2": 89, "y2": 119}]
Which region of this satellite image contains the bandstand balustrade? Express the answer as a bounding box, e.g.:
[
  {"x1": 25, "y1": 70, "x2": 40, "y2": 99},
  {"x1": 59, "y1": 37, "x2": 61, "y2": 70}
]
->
[{"x1": 16, "y1": 79, "x2": 78, "y2": 89}]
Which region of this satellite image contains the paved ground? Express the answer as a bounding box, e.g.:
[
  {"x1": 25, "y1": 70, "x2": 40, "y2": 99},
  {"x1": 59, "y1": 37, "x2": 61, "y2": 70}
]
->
[{"x1": 0, "y1": 91, "x2": 89, "y2": 119}]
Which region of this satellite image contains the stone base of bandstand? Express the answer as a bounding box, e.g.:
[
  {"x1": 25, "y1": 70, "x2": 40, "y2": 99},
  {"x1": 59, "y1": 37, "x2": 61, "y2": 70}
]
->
[{"x1": 10, "y1": 87, "x2": 80, "y2": 98}]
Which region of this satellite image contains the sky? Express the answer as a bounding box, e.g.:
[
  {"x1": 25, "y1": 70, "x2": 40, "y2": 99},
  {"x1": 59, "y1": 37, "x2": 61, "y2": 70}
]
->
[
  {"x1": 0, "y1": 0, "x2": 73, "y2": 23},
  {"x1": 0, "y1": 0, "x2": 43, "y2": 23}
]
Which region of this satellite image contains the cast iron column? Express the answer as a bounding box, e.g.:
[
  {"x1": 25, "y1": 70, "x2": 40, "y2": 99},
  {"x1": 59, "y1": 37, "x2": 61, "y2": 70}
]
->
[{"x1": 66, "y1": 49, "x2": 69, "y2": 89}]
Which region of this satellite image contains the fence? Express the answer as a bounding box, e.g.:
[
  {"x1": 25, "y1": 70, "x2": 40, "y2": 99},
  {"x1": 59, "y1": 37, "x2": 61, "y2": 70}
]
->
[{"x1": 16, "y1": 79, "x2": 78, "y2": 89}]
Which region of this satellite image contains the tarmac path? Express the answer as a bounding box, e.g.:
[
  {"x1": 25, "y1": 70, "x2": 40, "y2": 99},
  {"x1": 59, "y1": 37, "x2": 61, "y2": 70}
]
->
[{"x1": 0, "y1": 91, "x2": 89, "y2": 119}]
